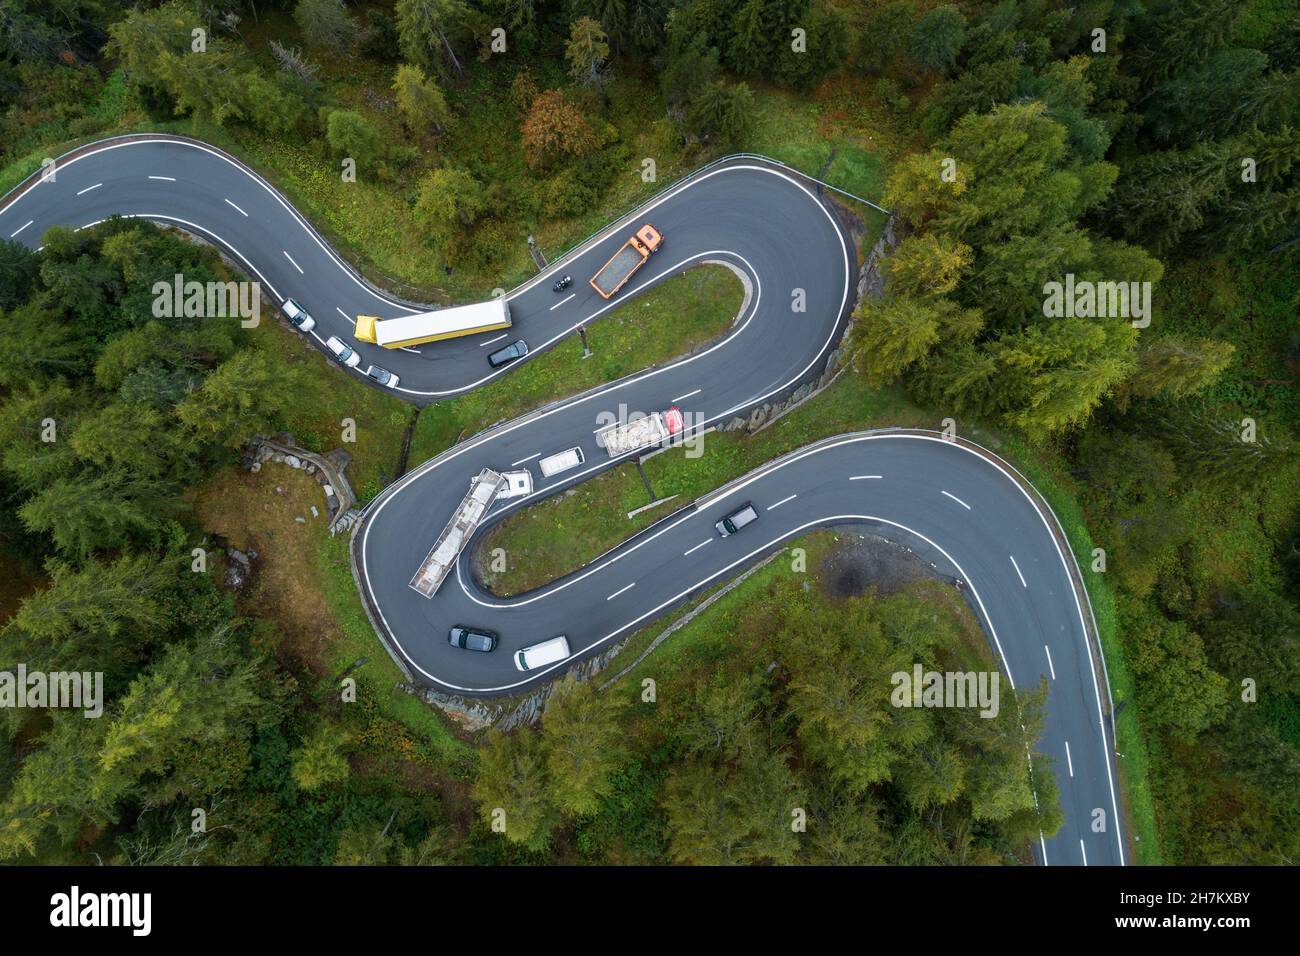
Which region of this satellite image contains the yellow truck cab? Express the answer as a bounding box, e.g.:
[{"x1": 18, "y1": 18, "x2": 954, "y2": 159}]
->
[{"x1": 354, "y1": 315, "x2": 379, "y2": 344}]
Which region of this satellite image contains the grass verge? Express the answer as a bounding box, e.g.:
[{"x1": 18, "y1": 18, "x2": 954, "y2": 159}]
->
[
  {"x1": 195, "y1": 464, "x2": 474, "y2": 778},
  {"x1": 408, "y1": 264, "x2": 745, "y2": 465},
  {"x1": 479, "y1": 372, "x2": 928, "y2": 594},
  {"x1": 246, "y1": 307, "x2": 410, "y2": 501}
]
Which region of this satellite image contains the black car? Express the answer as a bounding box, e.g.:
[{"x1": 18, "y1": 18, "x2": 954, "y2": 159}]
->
[
  {"x1": 552, "y1": 275, "x2": 573, "y2": 292},
  {"x1": 487, "y1": 339, "x2": 529, "y2": 368},
  {"x1": 448, "y1": 625, "x2": 498, "y2": 653}
]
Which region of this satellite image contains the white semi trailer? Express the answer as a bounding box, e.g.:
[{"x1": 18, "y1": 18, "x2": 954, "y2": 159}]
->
[{"x1": 409, "y1": 468, "x2": 505, "y2": 598}]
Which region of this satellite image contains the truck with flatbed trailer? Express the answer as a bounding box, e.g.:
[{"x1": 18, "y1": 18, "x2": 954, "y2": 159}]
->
[
  {"x1": 595, "y1": 405, "x2": 684, "y2": 457},
  {"x1": 589, "y1": 224, "x2": 663, "y2": 299},
  {"x1": 409, "y1": 468, "x2": 505, "y2": 598}
]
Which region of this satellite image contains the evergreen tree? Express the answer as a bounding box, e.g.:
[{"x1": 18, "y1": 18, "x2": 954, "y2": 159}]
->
[{"x1": 541, "y1": 675, "x2": 628, "y2": 817}]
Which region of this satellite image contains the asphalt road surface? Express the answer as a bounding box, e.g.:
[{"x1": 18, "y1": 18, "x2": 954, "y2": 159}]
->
[{"x1": 1, "y1": 136, "x2": 1126, "y2": 866}]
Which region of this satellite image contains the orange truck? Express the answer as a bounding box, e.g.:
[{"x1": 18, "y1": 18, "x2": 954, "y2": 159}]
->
[{"x1": 589, "y1": 224, "x2": 663, "y2": 298}]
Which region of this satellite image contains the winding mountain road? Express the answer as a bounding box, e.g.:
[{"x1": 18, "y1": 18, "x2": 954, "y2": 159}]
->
[{"x1": 1, "y1": 135, "x2": 1126, "y2": 866}]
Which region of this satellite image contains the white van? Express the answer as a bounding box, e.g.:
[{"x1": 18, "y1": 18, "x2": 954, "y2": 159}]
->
[
  {"x1": 538, "y1": 446, "x2": 584, "y2": 478},
  {"x1": 514, "y1": 635, "x2": 571, "y2": 672}
]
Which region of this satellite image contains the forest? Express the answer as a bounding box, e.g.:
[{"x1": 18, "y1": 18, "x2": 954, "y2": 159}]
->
[{"x1": 0, "y1": 0, "x2": 1297, "y2": 865}]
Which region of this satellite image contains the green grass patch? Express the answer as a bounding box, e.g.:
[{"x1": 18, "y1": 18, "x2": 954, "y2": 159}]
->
[
  {"x1": 480, "y1": 372, "x2": 928, "y2": 594},
  {"x1": 246, "y1": 313, "x2": 410, "y2": 501},
  {"x1": 315, "y1": 532, "x2": 474, "y2": 775},
  {"x1": 408, "y1": 264, "x2": 746, "y2": 465}
]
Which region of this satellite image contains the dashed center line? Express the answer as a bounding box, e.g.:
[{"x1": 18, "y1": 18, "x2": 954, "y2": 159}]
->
[
  {"x1": 479, "y1": 333, "x2": 508, "y2": 346},
  {"x1": 76, "y1": 183, "x2": 102, "y2": 196},
  {"x1": 1080, "y1": 840, "x2": 1088, "y2": 866},
  {"x1": 767, "y1": 494, "x2": 797, "y2": 511},
  {"x1": 549, "y1": 293, "x2": 576, "y2": 310},
  {"x1": 672, "y1": 388, "x2": 702, "y2": 403},
  {"x1": 148, "y1": 175, "x2": 175, "y2": 181},
  {"x1": 683, "y1": 540, "x2": 711, "y2": 557},
  {"x1": 1065, "y1": 740, "x2": 1074, "y2": 777},
  {"x1": 849, "y1": 475, "x2": 882, "y2": 480},
  {"x1": 1009, "y1": 554, "x2": 1027, "y2": 588},
  {"x1": 224, "y1": 198, "x2": 248, "y2": 217},
  {"x1": 283, "y1": 250, "x2": 303, "y2": 274},
  {"x1": 606, "y1": 582, "x2": 635, "y2": 601},
  {"x1": 9, "y1": 220, "x2": 33, "y2": 238},
  {"x1": 335, "y1": 307, "x2": 350, "y2": 320},
  {"x1": 941, "y1": 490, "x2": 971, "y2": 510},
  {"x1": 1044, "y1": 644, "x2": 1056, "y2": 680},
  {"x1": 511, "y1": 453, "x2": 540, "y2": 466}
]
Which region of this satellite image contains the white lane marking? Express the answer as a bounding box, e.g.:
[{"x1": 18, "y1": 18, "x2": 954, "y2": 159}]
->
[
  {"x1": 606, "y1": 582, "x2": 635, "y2": 601},
  {"x1": 224, "y1": 198, "x2": 248, "y2": 217},
  {"x1": 76, "y1": 183, "x2": 102, "y2": 196},
  {"x1": 683, "y1": 540, "x2": 710, "y2": 557},
  {"x1": 941, "y1": 490, "x2": 971, "y2": 510},
  {"x1": 1065, "y1": 740, "x2": 1074, "y2": 777},
  {"x1": 336, "y1": 307, "x2": 350, "y2": 319},
  {"x1": 1039, "y1": 834, "x2": 1048, "y2": 865},
  {"x1": 850, "y1": 475, "x2": 882, "y2": 480},
  {"x1": 1044, "y1": 644, "x2": 1056, "y2": 680},
  {"x1": 148, "y1": 175, "x2": 175, "y2": 181},
  {"x1": 1080, "y1": 840, "x2": 1088, "y2": 866},
  {"x1": 511, "y1": 453, "x2": 540, "y2": 466},
  {"x1": 672, "y1": 388, "x2": 702, "y2": 402},
  {"x1": 399, "y1": 346, "x2": 421, "y2": 354},
  {"x1": 767, "y1": 494, "x2": 797, "y2": 511},
  {"x1": 9, "y1": 220, "x2": 33, "y2": 237},
  {"x1": 283, "y1": 250, "x2": 303, "y2": 273},
  {"x1": 549, "y1": 293, "x2": 576, "y2": 311},
  {"x1": 479, "y1": 334, "x2": 508, "y2": 346},
  {"x1": 1009, "y1": 554, "x2": 1027, "y2": 588}
]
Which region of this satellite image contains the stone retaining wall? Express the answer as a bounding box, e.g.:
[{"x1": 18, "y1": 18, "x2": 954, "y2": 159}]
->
[
  {"x1": 242, "y1": 432, "x2": 358, "y2": 533},
  {"x1": 714, "y1": 214, "x2": 899, "y2": 437}
]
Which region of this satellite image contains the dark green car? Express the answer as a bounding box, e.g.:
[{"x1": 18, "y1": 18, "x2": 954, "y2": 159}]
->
[{"x1": 448, "y1": 625, "x2": 499, "y2": 653}]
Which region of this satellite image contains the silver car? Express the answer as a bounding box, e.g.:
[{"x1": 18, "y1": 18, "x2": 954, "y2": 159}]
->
[
  {"x1": 325, "y1": 335, "x2": 361, "y2": 368},
  {"x1": 365, "y1": 364, "x2": 400, "y2": 388},
  {"x1": 715, "y1": 502, "x2": 759, "y2": 537}
]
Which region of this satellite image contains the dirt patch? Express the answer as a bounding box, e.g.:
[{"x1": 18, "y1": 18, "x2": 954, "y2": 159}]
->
[
  {"x1": 196, "y1": 464, "x2": 342, "y2": 676},
  {"x1": 819, "y1": 530, "x2": 942, "y2": 598}
]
